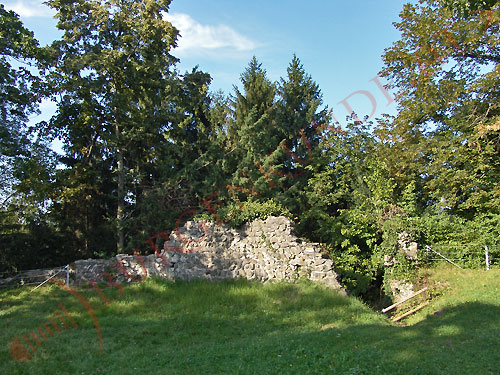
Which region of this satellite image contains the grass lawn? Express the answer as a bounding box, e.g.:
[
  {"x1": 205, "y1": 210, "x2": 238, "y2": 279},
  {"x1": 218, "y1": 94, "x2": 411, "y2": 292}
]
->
[{"x1": 1, "y1": 265, "x2": 499, "y2": 374}]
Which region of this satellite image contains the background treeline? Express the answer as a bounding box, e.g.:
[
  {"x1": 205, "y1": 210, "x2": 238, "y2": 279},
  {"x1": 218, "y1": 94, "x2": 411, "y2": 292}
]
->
[{"x1": 1, "y1": 0, "x2": 499, "y2": 296}]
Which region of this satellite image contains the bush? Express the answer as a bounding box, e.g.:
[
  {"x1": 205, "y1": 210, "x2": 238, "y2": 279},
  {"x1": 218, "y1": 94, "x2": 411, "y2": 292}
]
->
[{"x1": 195, "y1": 199, "x2": 292, "y2": 228}]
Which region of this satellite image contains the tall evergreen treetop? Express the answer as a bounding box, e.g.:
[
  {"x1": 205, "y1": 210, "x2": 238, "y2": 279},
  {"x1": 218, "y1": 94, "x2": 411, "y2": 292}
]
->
[
  {"x1": 233, "y1": 56, "x2": 276, "y2": 126},
  {"x1": 223, "y1": 57, "x2": 278, "y2": 198},
  {"x1": 277, "y1": 55, "x2": 325, "y2": 135},
  {"x1": 275, "y1": 55, "x2": 329, "y2": 177}
]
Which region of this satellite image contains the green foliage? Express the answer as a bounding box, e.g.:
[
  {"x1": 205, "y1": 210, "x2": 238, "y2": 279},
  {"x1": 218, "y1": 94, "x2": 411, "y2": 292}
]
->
[
  {"x1": 0, "y1": 4, "x2": 47, "y2": 201},
  {"x1": 0, "y1": 4, "x2": 42, "y2": 152},
  {"x1": 192, "y1": 211, "x2": 217, "y2": 223},
  {"x1": 380, "y1": 0, "x2": 500, "y2": 216},
  {"x1": 219, "y1": 199, "x2": 293, "y2": 228},
  {"x1": 369, "y1": 0, "x2": 500, "y2": 293},
  {"x1": 0, "y1": 211, "x2": 75, "y2": 272},
  {"x1": 442, "y1": 0, "x2": 498, "y2": 15},
  {"x1": 225, "y1": 57, "x2": 279, "y2": 199},
  {"x1": 273, "y1": 55, "x2": 330, "y2": 212},
  {"x1": 44, "y1": 0, "x2": 184, "y2": 253},
  {"x1": 416, "y1": 212, "x2": 499, "y2": 265},
  {"x1": 40, "y1": 0, "x2": 222, "y2": 255},
  {"x1": 0, "y1": 6, "x2": 66, "y2": 272},
  {"x1": 302, "y1": 120, "x2": 415, "y2": 296},
  {"x1": 2, "y1": 0, "x2": 499, "y2": 299}
]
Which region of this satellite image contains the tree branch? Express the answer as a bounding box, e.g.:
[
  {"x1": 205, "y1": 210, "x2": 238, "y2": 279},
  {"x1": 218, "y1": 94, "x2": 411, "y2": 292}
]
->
[{"x1": 452, "y1": 51, "x2": 500, "y2": 63}]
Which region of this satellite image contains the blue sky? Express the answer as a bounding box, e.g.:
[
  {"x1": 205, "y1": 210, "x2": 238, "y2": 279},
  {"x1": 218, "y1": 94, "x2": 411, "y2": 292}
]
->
[{"x1": 4, "y1": 0, "x2": 412, "y2": 128}]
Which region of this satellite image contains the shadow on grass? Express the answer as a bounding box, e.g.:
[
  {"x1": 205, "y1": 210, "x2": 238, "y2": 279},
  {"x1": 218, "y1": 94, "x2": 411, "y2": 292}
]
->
[{"x1": 2, "y1": 279, "x2": 500, "y2": 374}]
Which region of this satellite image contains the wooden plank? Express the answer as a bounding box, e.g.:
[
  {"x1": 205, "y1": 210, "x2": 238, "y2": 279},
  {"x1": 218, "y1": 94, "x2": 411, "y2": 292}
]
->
[
  {"x1": 486, "y1": 245, "x2": 490, "y2": 271},
  {"x1": 392, "y1": 301, "x2": 430, "y2": 322},
  {"x1": 382, "y1": 287, "x2": 428, "y2": 313}
]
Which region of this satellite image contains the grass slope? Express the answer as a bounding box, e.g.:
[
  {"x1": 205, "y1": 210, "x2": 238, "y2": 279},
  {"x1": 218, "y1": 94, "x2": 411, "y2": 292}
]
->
[{"x1": 1, "y1": 266, "x2": 499, "y2": 374}]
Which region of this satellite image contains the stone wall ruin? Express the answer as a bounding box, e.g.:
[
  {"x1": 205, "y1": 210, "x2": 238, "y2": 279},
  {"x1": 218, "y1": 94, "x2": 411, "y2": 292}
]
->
[{"x1": 44, "y1": 216, "x2": 345, "y2": 293}]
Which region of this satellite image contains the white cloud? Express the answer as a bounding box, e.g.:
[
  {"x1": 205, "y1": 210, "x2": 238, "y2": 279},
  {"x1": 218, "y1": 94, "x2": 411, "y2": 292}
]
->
[
  {"x1": 4, "y1": 1, "x2": 54, "y2": 18},
  {"x1": 164, "y1": 13, "x2": 259, "y2": 54}
]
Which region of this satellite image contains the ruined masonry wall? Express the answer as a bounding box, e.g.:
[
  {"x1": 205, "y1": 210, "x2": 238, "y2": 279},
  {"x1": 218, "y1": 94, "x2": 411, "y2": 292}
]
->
[{"x1": 71, "y1": 216, "x2": 345, "y2": 293}]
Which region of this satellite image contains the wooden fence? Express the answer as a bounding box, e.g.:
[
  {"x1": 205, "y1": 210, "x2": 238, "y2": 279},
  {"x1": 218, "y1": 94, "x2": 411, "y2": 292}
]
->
[{"x1": 0, "y1": 266, "x2": 69, "y2": 289}]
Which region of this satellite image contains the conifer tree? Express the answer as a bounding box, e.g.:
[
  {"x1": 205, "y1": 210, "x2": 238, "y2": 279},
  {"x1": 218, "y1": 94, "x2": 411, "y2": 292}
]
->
[
  {"x1": 274, "y1": 55, "x2": 330, "y2": 213},
  {"x1": 227, "y1": 57, "x2": 278, "y2": 199}
]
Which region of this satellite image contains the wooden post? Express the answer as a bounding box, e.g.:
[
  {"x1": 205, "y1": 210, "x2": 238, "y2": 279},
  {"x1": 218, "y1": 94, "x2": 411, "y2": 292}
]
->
[{"x1": 485, "y1": 245, "x2": 490, "y2": 271}]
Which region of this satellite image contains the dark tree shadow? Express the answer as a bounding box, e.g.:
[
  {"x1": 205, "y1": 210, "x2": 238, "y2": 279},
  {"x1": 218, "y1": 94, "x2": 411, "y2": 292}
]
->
[{"x1": 2, "y1": 279, "x2": 500, "y2": 375}]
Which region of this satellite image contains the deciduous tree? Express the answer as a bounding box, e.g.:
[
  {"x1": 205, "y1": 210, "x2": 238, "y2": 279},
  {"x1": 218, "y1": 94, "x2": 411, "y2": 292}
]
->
[{"x1": 45, "y1": 0, "x2": 182, "y2": 252}]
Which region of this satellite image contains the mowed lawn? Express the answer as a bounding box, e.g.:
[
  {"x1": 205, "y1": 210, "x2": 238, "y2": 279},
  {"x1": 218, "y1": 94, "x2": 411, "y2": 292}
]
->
[{"x1": 1, "y1": 265, "x2": 499, "y2": 375}]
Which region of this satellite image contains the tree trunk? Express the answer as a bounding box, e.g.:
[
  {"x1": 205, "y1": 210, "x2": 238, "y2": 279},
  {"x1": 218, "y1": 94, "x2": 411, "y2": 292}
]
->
[{"x1": 115, "y1": 123, "x2": 125, "y2": 253}]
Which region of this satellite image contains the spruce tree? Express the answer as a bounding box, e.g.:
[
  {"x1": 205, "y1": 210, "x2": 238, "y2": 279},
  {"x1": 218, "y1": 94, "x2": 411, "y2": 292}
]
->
[
  {"x1": 274, "y1": 55, "x2": 330, "y2": 214},
  {"x1": 227, "y1": 57, "x2": 278, "y2": 200}
]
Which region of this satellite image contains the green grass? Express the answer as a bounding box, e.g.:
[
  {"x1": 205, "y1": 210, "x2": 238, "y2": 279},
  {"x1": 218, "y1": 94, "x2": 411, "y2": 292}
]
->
[{"x1": 1, "y1": 266, "x2": 500, "y2": 374}]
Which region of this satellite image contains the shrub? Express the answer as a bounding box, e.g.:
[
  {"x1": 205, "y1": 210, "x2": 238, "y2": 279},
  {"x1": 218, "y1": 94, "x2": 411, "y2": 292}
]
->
[{"x1": 195, "y1": 199, "x2": 292, "y2": 228}]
